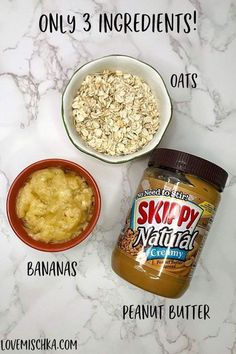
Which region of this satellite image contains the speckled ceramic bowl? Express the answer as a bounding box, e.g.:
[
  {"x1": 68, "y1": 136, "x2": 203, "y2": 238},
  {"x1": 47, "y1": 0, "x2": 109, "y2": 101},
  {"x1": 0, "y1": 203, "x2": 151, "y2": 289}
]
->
[{"x1": 62, "y1": 55, "x2": 172, "y2": 163}]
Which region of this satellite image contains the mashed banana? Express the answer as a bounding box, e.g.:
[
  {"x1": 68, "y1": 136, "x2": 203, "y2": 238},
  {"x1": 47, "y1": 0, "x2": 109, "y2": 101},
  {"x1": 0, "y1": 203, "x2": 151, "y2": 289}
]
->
[{"x1": 16, "y1": 167, "x2": 94, "y2": 243}]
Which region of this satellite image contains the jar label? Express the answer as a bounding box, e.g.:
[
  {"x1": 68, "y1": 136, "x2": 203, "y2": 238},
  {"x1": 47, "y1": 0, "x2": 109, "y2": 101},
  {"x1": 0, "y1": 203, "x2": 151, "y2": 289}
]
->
[{"x1": 117, "y1": 180, "x2": 216, "y2": 279}]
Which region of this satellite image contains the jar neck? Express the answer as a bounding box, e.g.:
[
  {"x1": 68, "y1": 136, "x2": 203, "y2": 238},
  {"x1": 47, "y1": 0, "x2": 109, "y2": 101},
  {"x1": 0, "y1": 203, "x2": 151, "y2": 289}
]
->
[{"x1": 148, "y1": 164, "x2": 222, "y2": 192}]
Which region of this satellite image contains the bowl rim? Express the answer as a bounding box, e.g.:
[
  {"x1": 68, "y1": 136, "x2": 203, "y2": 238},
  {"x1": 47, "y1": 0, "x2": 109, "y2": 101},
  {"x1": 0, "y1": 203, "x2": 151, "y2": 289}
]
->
[
  {"x1": 6, "y1": 159, "x2": 101, "y2": 252},
  {"x1": 61, "y1": 54, "x2": 173, "y2": 164}
]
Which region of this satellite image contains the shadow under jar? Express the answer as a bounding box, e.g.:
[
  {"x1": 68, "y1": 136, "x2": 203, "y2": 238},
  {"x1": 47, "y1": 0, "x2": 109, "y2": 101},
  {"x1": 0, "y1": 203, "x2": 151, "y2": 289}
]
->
[{"x1": 112, "y1": 148, "x2": 228, "y2": 298}]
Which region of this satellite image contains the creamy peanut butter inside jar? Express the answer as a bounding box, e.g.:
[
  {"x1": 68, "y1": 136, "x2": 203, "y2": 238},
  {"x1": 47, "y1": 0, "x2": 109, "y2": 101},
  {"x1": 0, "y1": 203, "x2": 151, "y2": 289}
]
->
[{"x1": 112, "y1": 148, "x2": 228, "y2": 298}]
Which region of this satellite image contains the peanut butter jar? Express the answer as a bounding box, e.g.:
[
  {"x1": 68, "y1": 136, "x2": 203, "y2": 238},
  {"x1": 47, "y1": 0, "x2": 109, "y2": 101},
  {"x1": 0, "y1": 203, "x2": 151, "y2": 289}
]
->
[{"x1": 112, "y1": 148, "x2": 228, "y2": 298}]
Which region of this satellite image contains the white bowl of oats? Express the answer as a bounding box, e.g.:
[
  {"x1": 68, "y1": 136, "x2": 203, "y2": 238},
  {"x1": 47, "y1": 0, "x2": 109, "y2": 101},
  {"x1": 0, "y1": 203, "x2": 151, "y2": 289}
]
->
[{"x1": 62, "y1": 55, "x2": 172, "y2": 163}]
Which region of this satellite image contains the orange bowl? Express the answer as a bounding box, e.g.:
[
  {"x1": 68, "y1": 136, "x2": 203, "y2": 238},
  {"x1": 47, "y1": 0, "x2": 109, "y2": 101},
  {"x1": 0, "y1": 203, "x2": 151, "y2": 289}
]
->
[{"x1": 6, "y1": 159, "x2": 101, "y2": 252}]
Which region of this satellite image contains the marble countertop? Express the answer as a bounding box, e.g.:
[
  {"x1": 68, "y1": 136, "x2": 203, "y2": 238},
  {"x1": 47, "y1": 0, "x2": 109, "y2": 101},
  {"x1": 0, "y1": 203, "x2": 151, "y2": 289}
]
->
[{"x1": 0, "y1": 0, "x2": 236, "y2": 353}]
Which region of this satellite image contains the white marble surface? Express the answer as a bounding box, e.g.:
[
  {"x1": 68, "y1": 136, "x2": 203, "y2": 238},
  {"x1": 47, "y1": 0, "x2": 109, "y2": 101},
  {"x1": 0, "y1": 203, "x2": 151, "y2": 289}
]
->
[{"x1": 0, "y1": 0, "x2": 236, "y2": 353}]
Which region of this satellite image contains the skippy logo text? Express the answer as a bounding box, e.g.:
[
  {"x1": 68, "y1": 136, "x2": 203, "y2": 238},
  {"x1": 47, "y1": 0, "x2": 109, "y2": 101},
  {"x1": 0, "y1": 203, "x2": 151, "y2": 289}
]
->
[{"x1": 132, "y1": 195, "x2": 203, "y2": 251}]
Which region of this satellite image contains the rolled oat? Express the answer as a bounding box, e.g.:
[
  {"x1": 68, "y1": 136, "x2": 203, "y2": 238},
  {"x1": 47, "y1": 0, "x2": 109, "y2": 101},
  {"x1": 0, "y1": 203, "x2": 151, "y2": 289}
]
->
[{"x1": 72, "y1": 70, "x2": 159, "y2": 156}]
